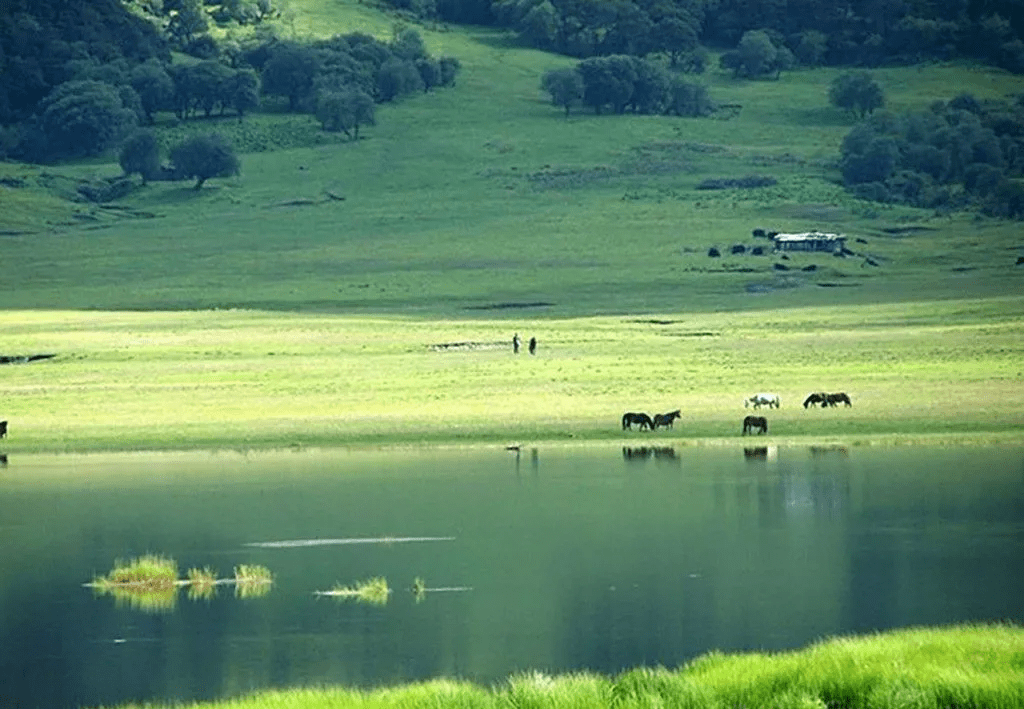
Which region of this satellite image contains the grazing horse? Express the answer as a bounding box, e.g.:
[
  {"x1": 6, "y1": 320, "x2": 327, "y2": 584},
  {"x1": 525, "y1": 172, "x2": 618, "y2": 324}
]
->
[
  {"x1": 803, "y1": 392, "x2": 828, "y2": 408},
  {"x1": 826, "y1": 392, "x2": 852, "y2": 407},
  {"x1": 652, "y1": 410, "x2": 681, "y2": 430},
  {"x1": 745, "y1": 393, "x2": 780, "y2": 409},
  {"x1": 0, "y1": 420, "x2": 6, "y2": 439},
  {"x1": 742, "y1": 415, "x2": 768, "y2": 435},
  {"x1": 622, "y1": 412, "x2": 654, "y2": 431}
]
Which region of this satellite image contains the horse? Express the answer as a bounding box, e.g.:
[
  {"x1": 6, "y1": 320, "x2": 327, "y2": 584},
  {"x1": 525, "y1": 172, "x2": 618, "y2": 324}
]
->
[
  {"x1": 826, "y1": 392, "x2": 852, "y2": 407},
  {"x1": 802, "y1": 393, "x2": 828, "y2": 408},
  {"x1": 0, "y1": 420, "x2": 6, "y2": 438},
  {"x1": 742, "y1": 415, "x2": 768, "y2": 435},
  {"x1": 622, "y1": 412, "x2": 653, "y2": 431},
  {"x1": 745, "y1": 393, "x2": 780, "y2": 409},
  {"x1": 652, "y1": 410, "x2": 681, "y2": 430}
]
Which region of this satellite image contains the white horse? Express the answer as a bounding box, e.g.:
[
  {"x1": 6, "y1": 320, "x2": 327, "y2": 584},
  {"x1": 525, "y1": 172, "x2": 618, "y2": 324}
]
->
[{"x1": 745, "y1": 393, "x2": 780, "y2": 409}]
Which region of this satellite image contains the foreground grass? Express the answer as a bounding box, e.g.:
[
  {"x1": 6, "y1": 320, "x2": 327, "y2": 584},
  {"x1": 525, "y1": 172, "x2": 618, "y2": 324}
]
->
[
  {"x1": 96, "y1": 623, "x2": 1024, "y2": 708},
  {"x1": 1, "y1": 297, "x2": 1021, "y2": 453}
]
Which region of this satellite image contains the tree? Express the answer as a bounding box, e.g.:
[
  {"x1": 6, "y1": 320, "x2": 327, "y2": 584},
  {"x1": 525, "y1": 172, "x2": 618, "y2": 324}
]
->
[
  {"x1": 261, "y1": 44, "x2": 319, "y2": 111},
  {"x1": 130, "y1": 60, "x2": 174, "y2": 123},
  {"x1": 169, "y1": 133, "x2": 240, "y2": 189},
  {"x1": 722, "y1": 30, "x2": 793, "y2": 79},
  {"x1": 376, "y1": 58, "x2": 424, "y2": 101},
  {"x1": 39, "y1": 80, "x2": 138, "y2": 158},
  {"x1": 223, "y1": 68, "x2": 260, "y2": 117},
  {"x1": 315, "y1": 87, "x2": 375, "y2": 138},
  {"x1": 168, "y1": 0, "x2": 209, "y2": 48},
  {"x1": 541, "y1": 67, "x2": 583, "y2": 116},
  {"x1": 829, "y1": 72, "x2": 886, "y2": 118},
  {"x1": 119, "y1": 129, "x2": 161, "y2": 184}
]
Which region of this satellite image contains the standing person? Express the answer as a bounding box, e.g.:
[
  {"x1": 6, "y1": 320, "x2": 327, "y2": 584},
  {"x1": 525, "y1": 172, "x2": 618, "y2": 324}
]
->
[
  {"x1": 529, "y1": 336, "x2": 537, "y2": 355},
  {"x1": 513, "y1": 333, "x2": 521, "y2": 354}
]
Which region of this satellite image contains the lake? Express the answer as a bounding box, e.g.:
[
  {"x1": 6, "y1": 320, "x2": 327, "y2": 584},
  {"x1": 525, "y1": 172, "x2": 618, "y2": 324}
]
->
[{"x1": 1, "y1": 444, "x2": 1022, "y2": 708}]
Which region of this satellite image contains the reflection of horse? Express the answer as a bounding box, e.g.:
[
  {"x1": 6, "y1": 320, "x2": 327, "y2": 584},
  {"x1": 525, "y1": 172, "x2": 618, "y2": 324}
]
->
[
  {"x1": 742, "y1": 416, "x2": 768, "y2": 435},
  {"x1": 652, "y1": 410, "x2": 681, "y2": 430},
  {"x1": 803, "y1": 393, "x2": 828, "y2": 408},
  {"x1": 744, "y1": 447, "x2": 768, "y2": 459},
  {"x1": 745, "y1": 393, "x2": 780, "y2": 409},
  {"x1": 810, "y1": 445, "x2": 849, "y2": 457},
  {"x1": 825, "y1": 392, "x2": 852, "y2": 407},
  {"x1": 623, "y1": 446, "x2": 678, "y2": 462},
  {"x1": 622, "y1": 412, "x2": 653, "y2": 430}
]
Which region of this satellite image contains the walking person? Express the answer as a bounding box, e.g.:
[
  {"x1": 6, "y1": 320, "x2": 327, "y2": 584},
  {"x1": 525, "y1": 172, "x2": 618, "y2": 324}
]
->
[
  {"x1": 513, "y1": 333, "x2": 521, "y2": 354},
  {"x1": 528, "y1": 336, "x2": 537, "y2": 355}
]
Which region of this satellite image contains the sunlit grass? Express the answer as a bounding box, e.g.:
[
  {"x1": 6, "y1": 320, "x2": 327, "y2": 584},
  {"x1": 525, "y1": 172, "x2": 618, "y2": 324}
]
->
[
  {"x1": 92, "y1": 554, "x2": 179, "y2": 590},
  {"x1": 96, "y1": 624, "x2": 1024, "y2": 708},
  {"x1": 2, "y1": 299, "x2": 1022, "y2": 453}
]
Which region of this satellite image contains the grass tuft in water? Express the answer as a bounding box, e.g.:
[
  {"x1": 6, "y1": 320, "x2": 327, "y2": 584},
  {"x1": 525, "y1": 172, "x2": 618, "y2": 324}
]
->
[
  {"x1": 321, "y1": 577, "x2": 392, "y2": 605},
  {"x1": 233, "y1": 564, "x2": 273, "y2": 599},
  {"x1": 92, "y1": 554, "x2": 179, "y2": 590},
  {"x1": 412, "y1": 576, "x2": 426, "y2": 602},
  {"x1": 186, "y1": 566, "x2": 218, "y2": 601}
]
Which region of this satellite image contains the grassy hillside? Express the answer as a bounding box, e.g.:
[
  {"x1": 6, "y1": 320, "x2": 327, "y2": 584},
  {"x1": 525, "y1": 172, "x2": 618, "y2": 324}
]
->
[{"x1": 1, "y1": 3, "x2": 1023, "y2": 317}]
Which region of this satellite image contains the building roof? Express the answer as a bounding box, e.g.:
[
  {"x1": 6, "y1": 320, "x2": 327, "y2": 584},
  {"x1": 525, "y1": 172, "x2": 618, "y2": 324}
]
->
[{"x1": 772, "y1": 231, "x2": 845, "y2": 242}]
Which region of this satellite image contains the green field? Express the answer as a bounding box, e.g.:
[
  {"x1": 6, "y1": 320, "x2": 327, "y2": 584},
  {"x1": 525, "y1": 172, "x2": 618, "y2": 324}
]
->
[
  {"x1": 95, "y1": 624, "x2": 1024, "y2": 708},
  {"x1": 1, "y1": 2, "x2": 1024, "y2": 452}
]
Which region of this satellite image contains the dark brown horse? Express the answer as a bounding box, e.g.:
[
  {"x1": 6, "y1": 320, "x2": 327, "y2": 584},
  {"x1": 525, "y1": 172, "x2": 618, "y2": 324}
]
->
[
  {"x1": 0, "y1": 420, "x2": 6, "y2": 438},
  {"x1": 825, "y1": 392, "x2": 852, "y2": 407},
  {"x1": 742, "y1": 415, "x2": 768, "y2": 435},
  {"x1": 652, "y1": 410, "x2": 681, "y2": 430},
  {"x1": 622, "y1": 412, "x2": 653, "y2": 431},
  {"x1": 802, "y1": 393, "x2": 828, "y2": 408}
]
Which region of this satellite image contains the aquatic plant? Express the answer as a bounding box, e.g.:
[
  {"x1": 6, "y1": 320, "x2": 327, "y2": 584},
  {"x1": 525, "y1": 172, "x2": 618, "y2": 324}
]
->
[
  {"x1": 233, "y1": 564, "x2": 273, "y2": 599},
  {"x1": 186, "y1": 566, "x2": 218, "y2": 601},
  {"x1": 92, "y1": 554, "x2": 179, "y2": 590},
  {"x1": 318, "y1": 577, "x2": 391, "y2": 605},
  {"x1": 411, "y1": 577, "x2": 426, "y2": 602}
]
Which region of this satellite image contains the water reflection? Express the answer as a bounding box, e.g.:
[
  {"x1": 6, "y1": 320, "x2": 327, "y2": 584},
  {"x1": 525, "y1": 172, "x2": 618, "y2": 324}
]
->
[
  {"x1": 0, "y1": 452, "x2": 8, "y2": 467},
  {"x1": 622, "y1": 446, "x2": 679, "y2": 462}
]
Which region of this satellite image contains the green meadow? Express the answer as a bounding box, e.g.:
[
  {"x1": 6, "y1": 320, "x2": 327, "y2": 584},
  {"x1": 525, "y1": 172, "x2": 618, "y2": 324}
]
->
[
  {"x1": 0, "y1": 297, "x2": 1021, "y2": 452},
  {"x1": 97, "y1": 624, "x2": 1024, "y2": 709}
]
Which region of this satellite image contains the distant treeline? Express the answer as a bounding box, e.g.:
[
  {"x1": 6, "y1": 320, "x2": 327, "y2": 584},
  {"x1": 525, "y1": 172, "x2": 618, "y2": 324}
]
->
[
  {"x1": 398, "y1": 0, "x2": 1024, "y2": 73},
  {"x1": 0, "y1": 0, "x2": 459, "y2": 162}
]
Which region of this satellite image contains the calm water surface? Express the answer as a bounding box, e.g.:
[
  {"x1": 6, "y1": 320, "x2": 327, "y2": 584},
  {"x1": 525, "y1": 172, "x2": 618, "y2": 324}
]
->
[{"x1": 1, "y1": 444, "x2": 1022, "y2": 708}]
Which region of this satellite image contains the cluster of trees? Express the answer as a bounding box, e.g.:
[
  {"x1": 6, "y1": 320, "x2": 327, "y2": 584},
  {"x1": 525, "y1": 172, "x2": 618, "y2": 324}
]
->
[
  {"x1": 405, "y1": 0, "x2": 1024, "y2": 75},
  {"x1": 542, "y1": 56, "x2": 712, "y2": 116},
  {"x1": 839, "y1": 93, "x2": 1024, "y2": 218},
  {"x1": 120, "y1": 130, "x2": 240, "y2": 189},
  {"x1": 0, "y1": 0, "x2": 461, "y2": 163}
]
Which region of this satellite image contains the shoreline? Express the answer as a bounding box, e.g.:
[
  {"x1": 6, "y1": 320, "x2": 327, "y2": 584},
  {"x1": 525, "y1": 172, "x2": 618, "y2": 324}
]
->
[{"x1": 3, "y1": 429, "x2": 1020, "y2": 462}]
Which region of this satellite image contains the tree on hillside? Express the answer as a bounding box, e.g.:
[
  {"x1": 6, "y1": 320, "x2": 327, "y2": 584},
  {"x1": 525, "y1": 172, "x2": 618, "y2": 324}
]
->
[
  {"x1": 223, "y1": 68, "x2": 261, "y2": 117},
  {"x1": 119, "y1": 129, "x2": 161, "y2": 184},
  {"x1": 720, "y1": 29, "x2": 794, "y2": 79},
  {"x1": 829, "y1": 72, "x2": 885, "y2": 118},
  {"x1": 315, "y1": 88, "x2": 375, "y2": 139},
  {"x1": 541, "y1": 67, "x2": 584, "y2": 117},
  {"x1": 169, "y1": 133, "x2": 240, "y2": 189},
  {"x1": 261, "y1": 44, "x2": 319, "y2": 111},
  {"x1": 40, "y1": 80, "x2": 138, "y2": 158},
  {"x1": 130, "y1": 60, "x2": 175, "y2": 123}
]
